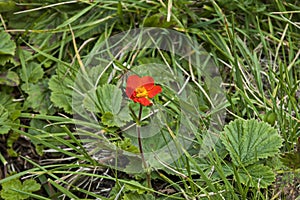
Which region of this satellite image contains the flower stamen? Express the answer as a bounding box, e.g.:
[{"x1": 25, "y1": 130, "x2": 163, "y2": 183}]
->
[{"x1": 135, "y1": 86, "x2": 149, "y2": 98}]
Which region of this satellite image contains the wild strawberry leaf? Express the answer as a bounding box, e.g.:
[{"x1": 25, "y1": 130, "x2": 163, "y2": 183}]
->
[{"x1": 220, "y1": 119, "x2": 283, "y2": 167}]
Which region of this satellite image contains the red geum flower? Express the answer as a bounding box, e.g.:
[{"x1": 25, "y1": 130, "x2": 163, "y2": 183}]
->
[{"x1": 126, "y1": 75, "x2": 162, "y2": 106}]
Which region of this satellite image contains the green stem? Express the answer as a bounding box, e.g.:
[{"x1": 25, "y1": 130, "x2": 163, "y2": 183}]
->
[{"x1": 137, "y1": 104, "x2": 152, "y2": 188}]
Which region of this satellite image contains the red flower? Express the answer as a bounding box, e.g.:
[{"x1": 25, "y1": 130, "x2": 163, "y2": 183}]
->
[{"x1": 126, "y1": 75, "x2": 162, "y2": 106}]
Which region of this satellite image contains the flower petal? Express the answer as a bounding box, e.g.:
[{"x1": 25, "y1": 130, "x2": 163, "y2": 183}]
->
[
  {"x1": 148, "y1": 85, "x2": 162, "y2": 98},
  {"x1": 136, "y1": 97, "x2": 152, "y2": 106},
  {"x1": 126, "y1": 75, "x2": 154, "y2": 97}
]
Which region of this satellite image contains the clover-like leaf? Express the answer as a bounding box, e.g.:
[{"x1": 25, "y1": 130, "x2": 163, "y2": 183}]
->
[{"x1": 220, "y1": 119, "x2": 283, "y2": 167}]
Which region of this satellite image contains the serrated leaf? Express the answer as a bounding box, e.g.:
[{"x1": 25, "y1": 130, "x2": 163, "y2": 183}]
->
[
  {"x1": 101, "y1": 107, "x2": 131, "y2": 127},
  {"x1": 84, "y1": 84, "x2": 131, "y2": 127},
  {"x1": 0, "y1": 32, "x2": 16, "y2": 56},
  {"x1": 237, "y1": 164, "x2": 275, "y2": 188},
  {"x1": 49, "y1": 74, "x2": 74, "y2": 114},
  {"x1": 221, "y1": 119, "x2": 283, "y2": 167},
  {"x1": 0, "y1": 55, "x2": 14, "y2": 66},
  {"x1": 0, "y1": 71, "x2": 20, "y2": 86},
  {"x1": 22, "y1": 80, "x2": 55, "y2": 114},
  {"x1": 97, "y1": 84, "x2": 122, "y2": 114},
  {"x1": 20, "y1": 61, "x2": 44, "y2": 83},
  {"x1": 0, "y1": 178, "x2": 41, "y2": 200},
  {"x1": 22, "y1": 179, "x2": 41, "y2": 192}
]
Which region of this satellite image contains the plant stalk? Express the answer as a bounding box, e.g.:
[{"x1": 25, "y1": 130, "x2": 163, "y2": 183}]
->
[{"x1": 137, "y1": 104, "x2": 152, "y2": 188}]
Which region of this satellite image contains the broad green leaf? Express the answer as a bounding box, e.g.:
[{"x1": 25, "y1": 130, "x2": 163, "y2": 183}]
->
[
  {"x1": 0, "y1": 32, "x2": 16, "y2": 66},
  {"x1": 20, "y1": 61, "x2": 44, "y2": 84},
  {"x1": 49, "y1": 74, "x2": 74, "y2": 114},
  {"x1": 22, "y1": 80, "x2": 55, "y2": 115},
  {"x1": 0, "y1": 32, "x2": 16, "y2": 56},
  {"x1": 0, "y1": 71, "x2": 19, "y2": 86},
  {"x1": 84, "y1": 84, "x2": 131, "y2": 127},
  {"x1": 97, "y1": 84, "x2": 122, "y2": 114},
  {"x1": 221, "y1": 119, "x2": 283, "y2": 167},
  {"x1": 237, "y1": 164, "x2": 275, "y2": 188},
  {"x1": 22, "y1": 179, "x2": 41, "y2": 193},
  {"x1": 0, "y1": 55, "x2": 14, "y2": 66},
  {"x1": 0, "y1": 178, "x2": 40, "y2": 200}
]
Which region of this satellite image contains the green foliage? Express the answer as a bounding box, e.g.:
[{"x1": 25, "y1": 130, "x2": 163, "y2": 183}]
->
[
  {"x1": 0, "y1": 92, "x2": 20, "y2": 135},
  {"x1": 48, "y1": 66, "x2": 75, "y2": 114},
  {"x1": 0, "y1": 71, "x2": 20, "y2": 86},
  {"x1": 0, "y1": 32, "x2": 16, "y2": 65},
  {"x1": 0, "y1": 0, "x2": 299, "y2": 199},
  {"x1": 0, "y1": 178, "x2": 41, "y2": 200},
  {"x1": 109, "y1": 180, "x2": 155, "y2": 200},
  {"x1": 220, "y1": 119, "x2": 283, "y2": 188},
  {"x1": 20, "y1": 61, "x2": 44, "y2": 84},
  {"x1": 280, "y1": 137, "x2": 300, "y2": 169},
  {"x1": 221, "y1": 119, "x2": 283, "y2": 167},
  {"x1": 237, "y1": 164, "x2": 276, "y2": 188},
  {"x1": 84, "y1": 84, "x2": 131, "y2": 127},
  {"x1": 116, "y1": 138, "x2": 139, "y2": 153},
  {"x1": 22, "y1": 80, "x2": 55, "y2": 115},
  {"x1": 0, "y1": 104, "x2": 11, "y2": 134}
]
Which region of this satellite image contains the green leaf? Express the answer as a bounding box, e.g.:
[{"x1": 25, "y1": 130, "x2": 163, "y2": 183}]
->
[
  {"x1": 220, "y1": 119, "x2": 283, "y2": 167},
  {"x1": 97, "y1": 84, "x2": 122, "y2": 114},
  {"x1": 0, "y1": 32, "x2": 16, "y2": 56},
  {"x1": 48, "y1": 74, "x2": 74, "y2": 114},
  {"x1": 84, "y1": 84, "x2": 131, "y2": 127},
  {"x1": 20, "y1": 61, "x2": 44, "y2": 84},
  {"x1": 123, "y1": 192, "x2": 155, "y2": 200},
  {"x1": 22, "y1": 179, "x2": 41, "y2": 193},
  {"x1": 101, "y1": 107, "x2": 131, "y2": 127},
  {"x1": 0, "y1": 71, "x2": 20, "y2": 86},
  {"x1": 22, "y1": 80, "x2": 55, "y2": 114},
  {"x1": 0, "y1": 178, "x2": 41, "y2": 200},
  {"x1": 0, "y1": 31, "x2": 16, "y2": 66},
  {"x1": 236, "y1": 164, "x2": 275, "y2": 188},
  {"x1": 0, "y1": 104, "x2": 11, "y2": 134},
  {"x1": 116, "y1": 138, "x2": 139, "y2": 153}
]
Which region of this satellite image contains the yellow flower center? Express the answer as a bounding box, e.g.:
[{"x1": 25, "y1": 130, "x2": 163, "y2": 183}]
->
[{"x1": 135, "y1": 86, "x2": 148, "y2": 98}]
